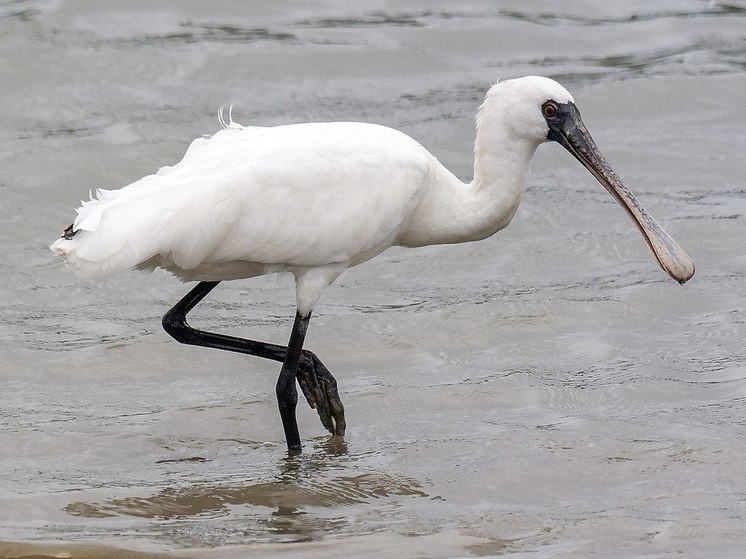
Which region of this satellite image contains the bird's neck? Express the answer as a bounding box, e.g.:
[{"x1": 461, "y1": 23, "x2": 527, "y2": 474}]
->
[
  {"x1": 470, "y1": 113, "x2": 542, "y2": 232},
  {"x1": 398, "y1": 109, "x2": 541, "y2": 248}
]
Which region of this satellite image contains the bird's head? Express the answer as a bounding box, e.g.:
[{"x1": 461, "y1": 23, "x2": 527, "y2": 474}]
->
[{"x1": 484, "y1": 76, "x2": 695, "y2": 284}]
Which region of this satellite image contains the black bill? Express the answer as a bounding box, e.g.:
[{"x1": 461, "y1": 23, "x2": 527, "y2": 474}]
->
[{"x1": 545, "y1": 101, "x2": 695, "y2": 284}]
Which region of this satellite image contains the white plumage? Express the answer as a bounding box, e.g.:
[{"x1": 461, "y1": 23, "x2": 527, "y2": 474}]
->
[
  {"x1": 52, "y1": 122, "x2": 438, "y2": 315},
  {"x1": 51, "y1": 77, "x2": 569, "y2": 318},
  {"x1": 53, "y1": 77, "x2": 594, "y2": 316}
]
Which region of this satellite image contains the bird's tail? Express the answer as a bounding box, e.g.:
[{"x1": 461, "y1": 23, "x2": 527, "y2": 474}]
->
[
  {"x1": 50, "y1": 179, "x2": 169, "y2": 277},
  {"x1": 51, "y1": 122, "x2": 250, "y2": 278}
]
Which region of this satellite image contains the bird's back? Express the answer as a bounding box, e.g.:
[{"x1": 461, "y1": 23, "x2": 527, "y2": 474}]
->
[{"x1": 51, "y1": 121, "x2": 438, "y2": 280}]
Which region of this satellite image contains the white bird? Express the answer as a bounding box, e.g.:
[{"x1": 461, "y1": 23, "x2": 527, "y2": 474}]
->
[{"x1": 51, "y1": 76, "x2": 694, "y2": 453}]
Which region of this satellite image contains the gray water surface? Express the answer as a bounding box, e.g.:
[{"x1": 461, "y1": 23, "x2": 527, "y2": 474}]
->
[{"x1": 1, "y1": 1, "x2": 745, "y2": 557}]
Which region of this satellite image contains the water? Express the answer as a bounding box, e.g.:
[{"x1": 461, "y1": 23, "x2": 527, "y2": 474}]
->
[{"x1": 1, "y1": 1, "x2": 745, "y2": 557}]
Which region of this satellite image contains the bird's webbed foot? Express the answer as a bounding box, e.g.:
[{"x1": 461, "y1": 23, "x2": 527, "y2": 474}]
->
[{"x1": 297, "y1": 350, "x2": 346, "y2": 437}]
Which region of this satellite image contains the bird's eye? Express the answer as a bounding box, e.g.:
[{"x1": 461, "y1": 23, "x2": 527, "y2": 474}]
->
[{"x1": 542, "y1": 102, "x2": 558, "y2": 118}]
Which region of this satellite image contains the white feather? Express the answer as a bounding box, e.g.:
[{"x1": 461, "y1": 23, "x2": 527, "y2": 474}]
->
[{"x1": 51, "y1": 77, "x2": 576, "y2": 314}]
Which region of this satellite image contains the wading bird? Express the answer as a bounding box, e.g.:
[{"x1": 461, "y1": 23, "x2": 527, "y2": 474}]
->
[{"x1": 51, "y1": 76, "x2": 694, "y2": 453}]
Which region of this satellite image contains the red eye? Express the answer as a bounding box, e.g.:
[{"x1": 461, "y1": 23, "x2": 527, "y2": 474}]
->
[{"x1": 543, "y1": 103, "x2": 558, "y2": 118}]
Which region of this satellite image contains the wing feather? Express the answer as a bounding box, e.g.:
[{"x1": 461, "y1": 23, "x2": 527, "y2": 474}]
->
[{"x1": 51, "y1": 122, "x2": 435, "y2": 279}]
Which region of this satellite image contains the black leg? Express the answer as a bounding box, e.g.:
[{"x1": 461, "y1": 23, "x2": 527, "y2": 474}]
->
[
  {"x1": 162, "y1": 281, "x2": 286, "y2": 361},
  {"x1": 276, "y1": 311, "x2": 309, "y2": 452},
  {"x1": 162, "y1": 281, "x2": 346, "y2": 450}
]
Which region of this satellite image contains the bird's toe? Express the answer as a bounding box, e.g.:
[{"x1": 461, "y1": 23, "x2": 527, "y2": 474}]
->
[{"x1": 297, "y1": 351, "x2": 346, "y2": 436}]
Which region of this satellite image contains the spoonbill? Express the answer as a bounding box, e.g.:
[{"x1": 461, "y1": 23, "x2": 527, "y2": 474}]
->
[{"x1": 51, "y1": 76, "x2": 694, "y2": 453}]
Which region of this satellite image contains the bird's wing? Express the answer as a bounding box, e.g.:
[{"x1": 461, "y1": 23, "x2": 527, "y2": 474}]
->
[{"x1": 53, "y1": 122, "x2": 436, "y2": 277}]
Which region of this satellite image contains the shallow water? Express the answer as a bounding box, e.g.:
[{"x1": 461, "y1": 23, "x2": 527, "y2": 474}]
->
[{"x1": 1, "y1": 1, "x2": 745, "y2": 557}]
